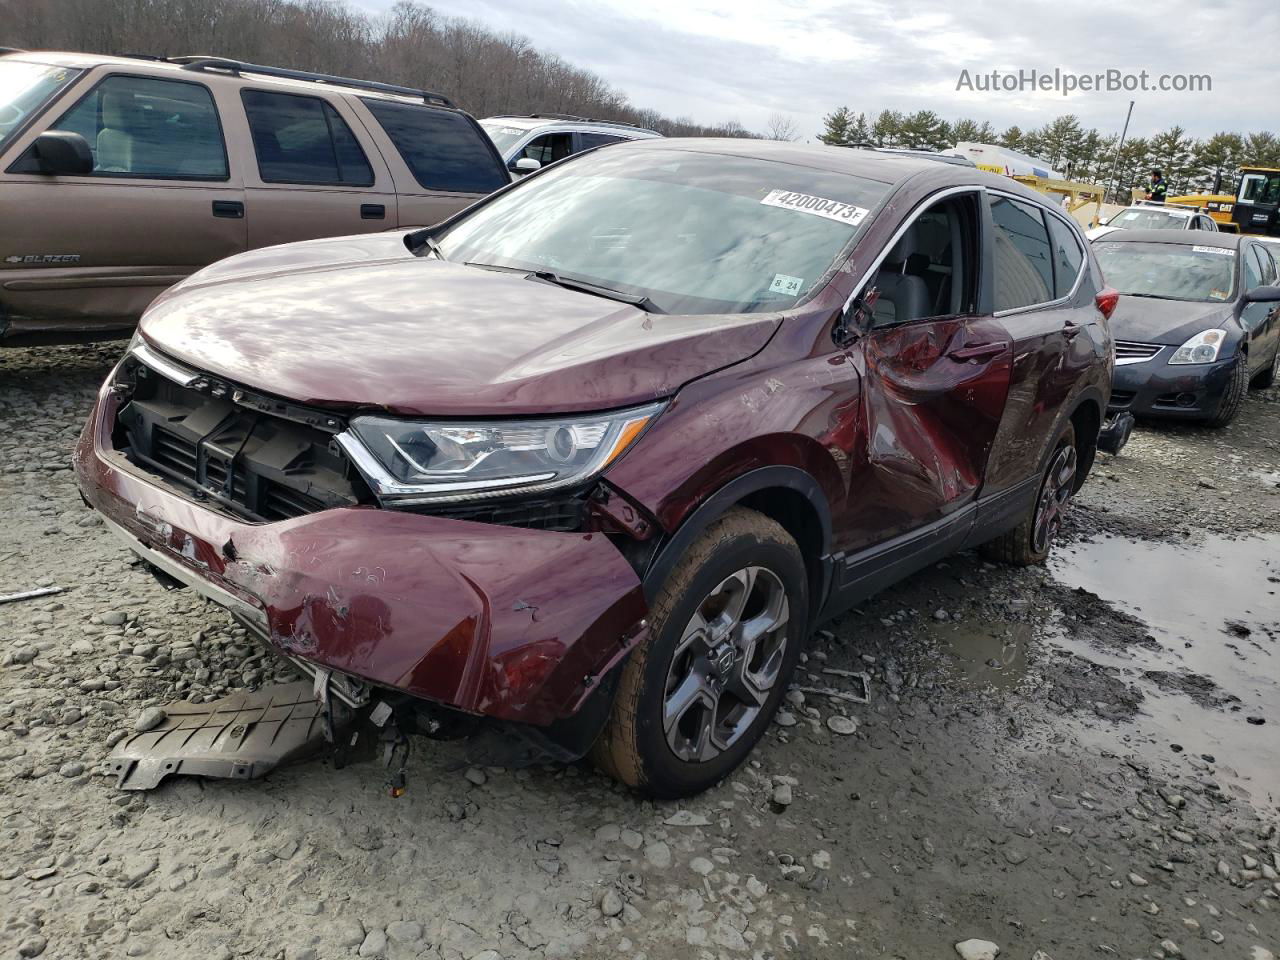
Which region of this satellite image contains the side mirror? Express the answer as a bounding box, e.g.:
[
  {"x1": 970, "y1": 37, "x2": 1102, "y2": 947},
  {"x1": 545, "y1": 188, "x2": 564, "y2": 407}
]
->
[
  {"x1": 1097, "y1": 216, "x2": 1111, "y2": 226},
  {"x1": 1242, "y1": 284, "x2": 1280, "y2": 304},
  {"x1": 25, "y1": 130, "x2": 93, "y2": 176},
  {"x1": 509, "y1": 157, "x2": 541, "y2": 175}
]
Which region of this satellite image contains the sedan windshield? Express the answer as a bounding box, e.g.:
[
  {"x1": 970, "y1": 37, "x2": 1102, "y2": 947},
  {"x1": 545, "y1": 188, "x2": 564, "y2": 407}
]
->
[
  {"x1": 437, "y1": 147, "x2": 890, "y2": 314},
  {"x1": 1094, "y1": 241, "x2": 1237, "y2": 302},
  {"x1": 0, "y1": 60, "x2": 81, "y2": 152},
  {"x1": 1109, "y1": 208, "x2": 1193, "y2": 230}
]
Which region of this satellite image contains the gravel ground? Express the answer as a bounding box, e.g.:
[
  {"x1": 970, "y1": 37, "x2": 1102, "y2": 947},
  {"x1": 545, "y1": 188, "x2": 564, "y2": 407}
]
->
[{"x1": 2, "y1": 343, "x2": 1279, "y2": 960}]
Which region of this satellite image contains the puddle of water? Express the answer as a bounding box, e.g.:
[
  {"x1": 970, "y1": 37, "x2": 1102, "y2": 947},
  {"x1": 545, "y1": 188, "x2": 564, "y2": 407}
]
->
[
  {"x1": 935, "y1": 621, "x2": 1033, "y2": 691},
  {"x1": 1050, "y1": 533, "x2": 1280, "y2": 802}
]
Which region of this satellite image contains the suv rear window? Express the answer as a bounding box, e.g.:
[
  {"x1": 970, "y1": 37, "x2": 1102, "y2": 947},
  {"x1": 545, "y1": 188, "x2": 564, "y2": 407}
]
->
[
  {"x1": 241, "y1": 90, "x2": 373, "y2": 186},
  {"x1": 361, "y1": 99, "x2": 507, "y2": 194}
]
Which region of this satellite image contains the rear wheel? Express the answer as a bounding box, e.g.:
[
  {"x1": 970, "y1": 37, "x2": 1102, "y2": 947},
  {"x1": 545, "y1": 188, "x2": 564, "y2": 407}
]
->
[
  {"x1": 981, "y1": 422, "x2": 1076, "y2": 567},
  {"x1": 1207, "y1": 355, "x2": 1248, "y2": 427},
  {"x1": 1250, "y1": 345, "x2": 1279, "y2": 389},
  {"x1": 590, "y1": 507, "x2": 807, "y2": 797}
]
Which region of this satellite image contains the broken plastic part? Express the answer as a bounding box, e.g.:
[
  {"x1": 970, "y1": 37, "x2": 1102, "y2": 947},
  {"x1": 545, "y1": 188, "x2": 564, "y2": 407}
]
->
[{"x1": 109, "y1": 681, "x2": 340, "y2": 790}]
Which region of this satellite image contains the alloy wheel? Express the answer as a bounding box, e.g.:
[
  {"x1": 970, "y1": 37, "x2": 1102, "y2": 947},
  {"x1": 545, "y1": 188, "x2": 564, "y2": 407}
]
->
[
  {"x1": 662, "y1": 566, "x2": 790, "y2": 763},
  {"x1": 1032, "y1": 443, "x2": 1077, "y2": 554}
]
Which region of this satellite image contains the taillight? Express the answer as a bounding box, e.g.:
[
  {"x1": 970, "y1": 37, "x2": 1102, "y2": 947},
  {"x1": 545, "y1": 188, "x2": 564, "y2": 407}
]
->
[{"x1": 1095, "y1": 287, "x2": 1119, "y2": 320}]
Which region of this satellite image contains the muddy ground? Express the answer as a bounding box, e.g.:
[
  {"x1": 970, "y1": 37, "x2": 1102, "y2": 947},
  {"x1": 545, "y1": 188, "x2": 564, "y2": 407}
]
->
[{"x1": 2, "y1": 343, "x2": 1278, "y2": 960}]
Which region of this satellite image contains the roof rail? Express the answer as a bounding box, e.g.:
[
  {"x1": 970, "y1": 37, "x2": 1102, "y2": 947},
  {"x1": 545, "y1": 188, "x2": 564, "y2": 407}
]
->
[
  {"x1": 526, "y1": 112, "x2": 647, "y2": 130},
  {"x1": 170, "y1": 56, "x2": 456, "y2": 108}
]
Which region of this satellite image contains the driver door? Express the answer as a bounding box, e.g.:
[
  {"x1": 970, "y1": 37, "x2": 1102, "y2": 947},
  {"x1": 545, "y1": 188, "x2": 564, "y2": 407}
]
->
[{"x1": 837, "y1": 190, "x2": 1013, "y2": 556}]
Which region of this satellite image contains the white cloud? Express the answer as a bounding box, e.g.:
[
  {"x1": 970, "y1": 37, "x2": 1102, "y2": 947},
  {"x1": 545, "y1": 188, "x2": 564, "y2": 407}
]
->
[{"x1": 386, "y1": 0, "x2": 1276, "y2": 140}]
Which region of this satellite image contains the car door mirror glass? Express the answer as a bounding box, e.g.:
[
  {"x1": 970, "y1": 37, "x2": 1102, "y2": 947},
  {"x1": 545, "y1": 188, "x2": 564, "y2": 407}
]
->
[{"x1": 26, "y1": 130, "x2": 93, "y2": 176}]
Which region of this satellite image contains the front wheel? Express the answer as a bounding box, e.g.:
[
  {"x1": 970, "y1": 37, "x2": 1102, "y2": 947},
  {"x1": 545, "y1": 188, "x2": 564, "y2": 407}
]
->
[
  {"x1": 590, "y1": 507, "x2": 807, "y2": 797},
  {"x1": 1207, "y1": 355, "x2": 1248, "y2": 427},
  {"x1": 981, "y1": 422, "x2": 1077, "y2": 567}
]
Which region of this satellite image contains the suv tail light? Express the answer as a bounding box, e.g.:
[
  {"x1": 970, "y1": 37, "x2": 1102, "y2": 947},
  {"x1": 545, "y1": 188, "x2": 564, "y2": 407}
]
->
[{"x1": 1095, "y1": 287, "x2": 1120, "y2": 320}]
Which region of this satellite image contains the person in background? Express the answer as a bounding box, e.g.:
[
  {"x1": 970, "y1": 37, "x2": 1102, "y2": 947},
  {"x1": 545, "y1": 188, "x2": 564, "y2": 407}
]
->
[{"x1": 1145, "y1": 168, "x2": 1167, "y2": 203}]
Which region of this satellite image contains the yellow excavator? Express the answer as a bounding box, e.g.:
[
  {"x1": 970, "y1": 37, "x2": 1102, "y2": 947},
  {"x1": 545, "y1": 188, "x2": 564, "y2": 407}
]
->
[{"x1": 1168, "y1": 165, "x2": 1280, "y2": 235}]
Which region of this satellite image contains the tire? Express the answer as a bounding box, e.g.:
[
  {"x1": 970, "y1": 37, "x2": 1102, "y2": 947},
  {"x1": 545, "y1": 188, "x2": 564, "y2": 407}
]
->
[
  {"x1": 1206, "y1": 355, "x2": 1248, "y2": 427},
  {"x1": 1250, "y1": 345, "x2": 1279, "y2": 389},
  {"x1": 590, "y1": 507, "x2": 807, "y2": 798},
  {"x1": 981, "y1": 422, "x2": 1076, "y2": 567}
]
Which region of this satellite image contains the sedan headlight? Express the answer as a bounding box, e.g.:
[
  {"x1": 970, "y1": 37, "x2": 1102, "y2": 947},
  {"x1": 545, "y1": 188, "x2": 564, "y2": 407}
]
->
[
  {"x1": 1169, "y1": 329, "x2": 1225, "y2": 365},
  {"x1": 338, "y1": 403, "x2": 663, "y2": 504}
]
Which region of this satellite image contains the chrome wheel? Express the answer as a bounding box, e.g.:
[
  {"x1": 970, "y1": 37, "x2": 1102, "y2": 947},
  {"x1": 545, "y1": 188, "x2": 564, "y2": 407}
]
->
[
  {"x1": 1033, "y1": 443, "x2": 1076, "y2": 554},
  {"x1": 662, "y1": 566, "x2": 790, "y2": 763}
]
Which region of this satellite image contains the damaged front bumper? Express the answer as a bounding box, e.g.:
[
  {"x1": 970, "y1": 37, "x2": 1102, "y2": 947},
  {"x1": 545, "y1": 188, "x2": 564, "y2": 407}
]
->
[{"x1": 75, "y1": 384, "x2": 651, "y2": 731}]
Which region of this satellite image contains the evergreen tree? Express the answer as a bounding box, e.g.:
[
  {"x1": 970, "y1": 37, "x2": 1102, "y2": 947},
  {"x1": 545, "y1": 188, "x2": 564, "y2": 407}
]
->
[
  {"x1": 818, "y1": 106, "x2": 855, "y2": 146},
  {"x1": 871, "y1": 110, "x2": 903, "y2": 147}
]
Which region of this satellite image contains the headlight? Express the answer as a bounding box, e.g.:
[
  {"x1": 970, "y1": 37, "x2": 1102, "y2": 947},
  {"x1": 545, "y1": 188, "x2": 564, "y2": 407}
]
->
[
  {"x1": 1168, "y1": 329, "x2": 1225, "y2": 365},
  {"x1": 338, "y1": 403, "x2": 663, "y2": 504}
]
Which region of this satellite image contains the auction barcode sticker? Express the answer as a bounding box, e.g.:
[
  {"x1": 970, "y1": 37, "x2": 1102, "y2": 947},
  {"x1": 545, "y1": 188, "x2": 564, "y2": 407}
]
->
[
  {"x1": 1192, "y1": 245, "x2": 1234, "y2": 256},
  {"x1": 761, "y1": 189, "x2": 869, "y2": 226}
]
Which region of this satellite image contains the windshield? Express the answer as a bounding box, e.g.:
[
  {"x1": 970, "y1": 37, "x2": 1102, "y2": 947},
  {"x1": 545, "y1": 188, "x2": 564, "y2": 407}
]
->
[
  {"x1": 1239, "y1": 172, "x2": 1280, "y2": 206},
  {"x1": 1109, "y1": 208, "x2": 1192, "y2": 230},
  {"x1": 0, "y1": 60, "x2": 81, "y2": 152},
  {"x1": 479, "y1": 122, "x2": 531, "y2": 155},
  {"x1": 437, "y1": 147, "x2": 890, "y2": 314},
  {"x1": 1094, "y1": 241, "x2": 1237, "y2": 302}
]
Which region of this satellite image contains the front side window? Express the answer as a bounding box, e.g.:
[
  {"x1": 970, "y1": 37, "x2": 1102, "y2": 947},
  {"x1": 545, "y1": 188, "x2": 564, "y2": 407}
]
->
[
  {"x1": 437, "y1": 148, "x2": 889, "y2": 315},
  {"x1": 241, "y1": 90, "x2": 373, "y2": 186},
  {"x1": 1093, "y1": 241, "x2": 1237, "y2": 303},
  {"x1": 1244, "y1": 246, "x2": 1264, "y2": 291},
  {"x1": 989, "y1": 195, "x2": 1053, "y2": 311},
  {"x1": 0, "y1": 60, "x2": 82, "y2": 153},
  {"x1": 362, "y1": 98, "x2": 507, "y2": 194},
  {"x1": 1046, "y1": 215, "x2": 1084, "y2": 298},
  {"x1": 871, "y1": 194, "x2": 979, "y2": 327},
  {"x1": 1255, "y1": 245, "x2": 1279, "y2": 286},
  {"x1": 52, "y1": 74, "x2": 226, "y2": 179}
]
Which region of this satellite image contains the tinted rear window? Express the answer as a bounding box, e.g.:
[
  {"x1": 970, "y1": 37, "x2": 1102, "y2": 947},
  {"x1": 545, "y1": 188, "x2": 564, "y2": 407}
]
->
[
  {"x1": 362, "y1": 99, "x2": 507, "y2": 194},
  {"x1": 242, "y1": 90, "x2": 373, "y2": 186}
]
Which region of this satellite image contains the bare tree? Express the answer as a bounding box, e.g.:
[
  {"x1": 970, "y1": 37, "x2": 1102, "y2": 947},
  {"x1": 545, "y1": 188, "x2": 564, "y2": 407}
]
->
[
  {"x1": 765, "y1": 112, "x2": 799, "y2": 142},
  {"x1": 1, "y1": 0, "x2": 759, "y2": 137}
]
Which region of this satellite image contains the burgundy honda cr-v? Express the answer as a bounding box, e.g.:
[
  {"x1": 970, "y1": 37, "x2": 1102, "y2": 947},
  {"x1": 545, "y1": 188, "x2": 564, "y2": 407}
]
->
[{"x1": 76, "y1": 139, "x2": 1116, "y2": 797}]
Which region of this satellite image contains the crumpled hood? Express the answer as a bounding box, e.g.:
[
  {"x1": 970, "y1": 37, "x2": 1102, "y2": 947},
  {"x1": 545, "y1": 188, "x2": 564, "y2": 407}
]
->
[
  {"x1": 140, "y1": 232, "x2": 780, "y2": 416},
  {"x1": 1108, "y1": 295, "x2": 1236, "y2": 346}
]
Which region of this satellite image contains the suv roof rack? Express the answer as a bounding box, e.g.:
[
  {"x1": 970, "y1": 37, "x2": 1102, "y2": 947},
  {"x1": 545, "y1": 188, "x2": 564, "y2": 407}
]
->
[
  {"x1": 170, "y1": 56, "x2": 455, "y2": 108},
  {"x1": 524, "y1": 112, "x2": 648, "y2": 130}
]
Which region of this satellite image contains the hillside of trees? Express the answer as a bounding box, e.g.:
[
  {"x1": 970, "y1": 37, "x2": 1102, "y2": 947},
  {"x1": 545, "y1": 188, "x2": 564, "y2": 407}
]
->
[
  {"x1": 819, "y1": 106, "x2": 1280, "y2": 202},
  {"x1": 0, "y1": 0, "x2": 755, "y2": 138}
]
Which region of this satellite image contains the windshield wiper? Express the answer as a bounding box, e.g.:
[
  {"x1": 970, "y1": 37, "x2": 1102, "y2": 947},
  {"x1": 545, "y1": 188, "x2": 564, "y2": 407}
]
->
[
  {"x1": 464, "y1": 262, "x2": 664, "y2": 313},
  {"x1": 419, "y1": 232, "x2": 447, "y2": 261}
]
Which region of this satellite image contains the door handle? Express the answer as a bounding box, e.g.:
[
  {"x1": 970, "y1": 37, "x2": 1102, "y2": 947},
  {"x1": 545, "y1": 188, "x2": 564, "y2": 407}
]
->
[
  {"x1": 948, "y1": 341, "x2": 1007, "y2": 362},
  {"x1": 1063, "y1": 321, "x2": 1083, "y2": 339},
  {"x1": 212, "y1": 200, "x2": 244, "y2": 219},
  {"x1": 360, "y1": 204, "x2": 386, "y2": 220}
]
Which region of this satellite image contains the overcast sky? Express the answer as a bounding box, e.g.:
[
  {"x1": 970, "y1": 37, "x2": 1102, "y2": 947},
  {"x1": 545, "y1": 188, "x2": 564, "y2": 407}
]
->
[{"x1": 374, "y1": 0, "x2": 1277, "y2": 140}]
